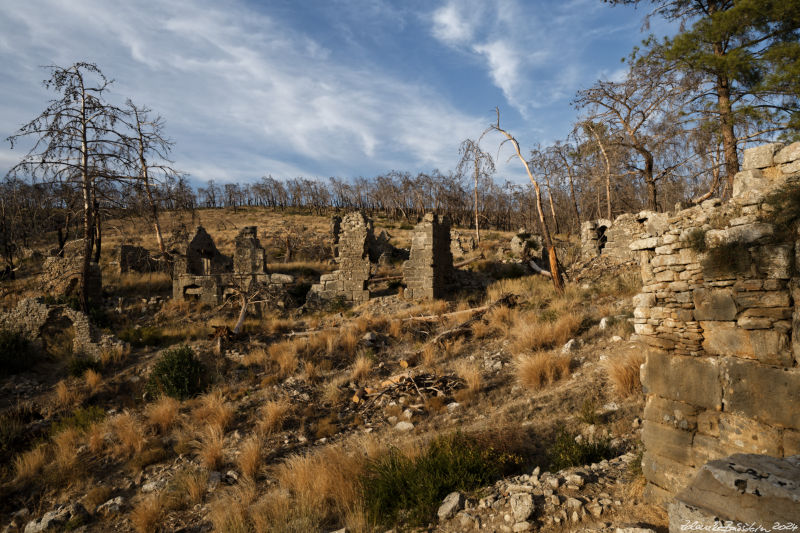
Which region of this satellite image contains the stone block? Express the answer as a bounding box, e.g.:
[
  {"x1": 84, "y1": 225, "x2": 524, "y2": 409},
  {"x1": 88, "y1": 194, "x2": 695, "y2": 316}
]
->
[
  {"x1": 742, "y1": 142, "x2": 784, "y2": 170},
  {"x1": 774, "y1": 141, "x2": 800, "y2": 164},
  {"x1": 641, "y1": 350, "x2": 722, "y2": 410},
  {"x1": 670, "y1": 454, "x2": 800, "y2": 529},
  {"x1": 642, "y1": 452, "x2": 697, "y2": 494},
  {"x1": 723, "y1": 358, "x2": 800, "y2": 428},
  {"x1": 734, "y1": 290, "x2": 790, "y2": 308},
  {"x1": 629, "y1": 237, "x2": 659, "y2": 250},
  {"x1": 705, "y1": 222, "x2": 774, "y2": 247},
  {"x1": 718, "y1": 413, "x2": 783, "y2": 455},
  {"x1": 644, "y1": 396, "x2": 698, "y2": 431},
  {"x1": 732, "y1": 169, "x2": 768, "y2": 198},
  {"x1": 691, "y1": 432, "x2": 739, "y2": 468},
  {"x1": 784, "y1": 429, "x2": 800, "y2": 455},
  {"x1": 753, "y1": 244, "x2": 794, "y2": 279},
  {"x1": 701, "y1": 321, "x2": 790, "y2": 364},
  {"x1": 692, "y1": 288, "x2": 736, "y2": 321},
  {"x1": 642, "y1": 421, "x2": 694, "y2": 464}
]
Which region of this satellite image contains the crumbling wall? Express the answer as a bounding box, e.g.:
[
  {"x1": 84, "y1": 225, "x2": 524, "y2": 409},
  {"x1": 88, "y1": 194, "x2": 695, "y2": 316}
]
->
[
  {"x1": 450, "y1": 229, "x2": 476, "y2": 258},
  {"x1": 116, "y1": 244, "x2": 160, "y2": 274},
  {"x1": 581, "y1": 211, "x2": 669, "y2": 262},
  {"x1": 631, "y1": 142, "x2": 800, "y2": 503},
  {"x1": 0, "y1": 298, "x2": 126, "y2": 359},
  {"x1": 40, "y1": 239, "x2": 102, "y2": 303},
  {"x1": 403, "y1": 213, "x2": 453, "y2": 299},
  {"x1": 233, "y1": 226, "x2": 267, "y2": 276},
  {"x1": 308, "y1": 212, "x2": 372, "y2": 303}
]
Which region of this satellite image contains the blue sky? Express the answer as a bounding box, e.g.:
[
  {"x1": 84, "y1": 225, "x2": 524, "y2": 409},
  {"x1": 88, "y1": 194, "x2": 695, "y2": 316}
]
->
[{"x1": 0, "y1": 0, "x2": 675, "y2": 185}]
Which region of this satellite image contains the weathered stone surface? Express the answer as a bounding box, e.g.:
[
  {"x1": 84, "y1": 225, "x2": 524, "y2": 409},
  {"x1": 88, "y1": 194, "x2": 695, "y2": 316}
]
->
[
  {"x1": 732, "y1": 169, "x2": 767, "y2": 198},
  {"x1": 723, "y1": 359, "x2": 800, "y2": 428},
  {"x1": 705, "y1": 222, "x2": 774, "y2": 247},
  {"x1": 641, "y1": 350, "x2": 721, "y2": 410},
  {"x1": 642, "y1": 452, "x2": 697, "y2": 494},
  {"x1": 437, "y1": 491, "x2": 463, "y2": 520},
  {"x1": 509, "y1": 493, "x2": 534, "y2": 522},
  {"x1": 701, "y1": 321, "x2": 790, "y2": 364},
  {"x1": 309, "y1": 212, "x2": 373, "y2": 304},
  {"x1": 403, "y1": 213, "x2": 453, "y2": 300},
  {"x1": 644, "y1": 396, "x2": 698, "y2": 431},
  {"x1": 692, "y1": 288, "x2": 736, "y2": 321},
  {"x1": 717, "y1": 413, "x2": 783, "y2": 455},
  {"x1": 669, "y1": 454, "x2": 800, "y2": 532},
  {"x1": 742, "y1": 142, "x2": 784, "y2": 170},
  {"x1": 774, "y1": 141, "x2": 800, "y2": 164},
  {"x1": 642, "y1": 421, "x2": 693, "y2": 464}
]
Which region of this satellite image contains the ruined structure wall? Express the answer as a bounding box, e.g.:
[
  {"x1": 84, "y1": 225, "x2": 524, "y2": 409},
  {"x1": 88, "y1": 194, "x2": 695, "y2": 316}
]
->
[
  {"x1": 308, "y1": 212, "x2": 371, "y2": 303},
  {"x1": 581, "y1": 212, "x2": 669, "y2": 263},
  {"x1": 40, "y1": 240, "x2": 102, "y2": 303},
  {"x1": 403, "y1": 213, "x2": 453, "y2": 300},
  {"x1": 632, "y1": 142, "x2": 800, "y2": 503}
]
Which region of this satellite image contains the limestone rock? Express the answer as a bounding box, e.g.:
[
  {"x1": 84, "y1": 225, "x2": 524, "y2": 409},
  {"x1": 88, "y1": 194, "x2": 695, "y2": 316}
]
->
[
  {"x1": 438, "y1": 491, "x2": 464, "y2": 520},
  {"x1": 509, "y1": 493, "x2": 534, "y2": 522},
  {"x1": 741, "y1": 142, "x2": 784, "y2": 170}
]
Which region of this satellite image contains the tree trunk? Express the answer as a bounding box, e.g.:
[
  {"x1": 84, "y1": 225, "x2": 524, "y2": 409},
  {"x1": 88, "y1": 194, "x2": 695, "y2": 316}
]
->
[
  {"x1": 473, "y1": 161, "x2": 480, "y2": 244},
  {"x1": 79, "y1": 93, "x2": 92, "y2": 313},
  {"x1": 716, "y1": 70, "x2": 739, "y2": 191}
]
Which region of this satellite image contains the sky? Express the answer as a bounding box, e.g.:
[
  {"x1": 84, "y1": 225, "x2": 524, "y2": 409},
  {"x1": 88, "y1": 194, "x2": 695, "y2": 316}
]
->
[{"x1": 0, "y1": 0, "x2": 676, "y2": 186}]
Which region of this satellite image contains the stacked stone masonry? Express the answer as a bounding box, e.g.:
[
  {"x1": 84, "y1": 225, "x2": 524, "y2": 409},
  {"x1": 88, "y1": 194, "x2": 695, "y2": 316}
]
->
[
  {"x1": 581, "y1": 211, "x2": 669, "y2": 262},
  {"x1": 40, "y1": 239, "x2": 102, "y2": 304},
  {"x1": 173, "y1": 226, "x2": 292, "y2": 305},
  {"x1": 308, "y1": 212, "x2": 372, "y2": 303},
  {"x1": 403, "y1": 213, "x2": 454, "y2": 300},
  {"x1": 632, "y1": 142, "x2": 800, "y2": 503}
]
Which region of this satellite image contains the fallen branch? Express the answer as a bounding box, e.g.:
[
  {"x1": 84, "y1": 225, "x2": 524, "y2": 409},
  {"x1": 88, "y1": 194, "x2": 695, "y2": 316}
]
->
[{"x1": 528, "y1": 259, "x2": 552, "y2": 278}]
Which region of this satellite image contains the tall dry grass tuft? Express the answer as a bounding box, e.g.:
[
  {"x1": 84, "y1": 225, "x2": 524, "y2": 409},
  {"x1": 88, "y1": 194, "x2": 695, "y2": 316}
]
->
[
  {"x1": 484, "y1": 305, "x2": 517, "y2": 337},
  {"x1": 54, "y1": 380, "x2": 81, "y2": 410},
  {"x1": 273, "y1": 445, "x2": 366, "y2": 529},
  {"x1": 146, "y1": 395, "x2": 180, "y2": 434},
  {"x1": 603, "y1": 351, "x2": 646, "y2": 398},
  {"x1": 52, "y1": 426, "x2": 81, "y2": 475},
  {"x1": 100, "y1": 344, "x2": 129, "y2": 367},
  {"x1": 388, "y1": 319, "x2": 404, "y2": 339},
  {"x1": 131, "y1": 493, "x2": 163, "y2": 533},
  {"x1": 420, "y1": 343, "x2": 438, "y2": 368},
  {"x1": 87, "y1": 420, "x2": 107, "y2": 454},
  {"x1": 110, "y1": 411, "x2": 147, "y2": 458},
  {"x1": 336, "y1": 328, "x2": 361, "y2": 358},
  {"x1": 196, "y1": 424, "x2": 225, "y2": 470},
  {"x1": 171, "y1": 466, "x2": 209, "y2": 508},
  {"x1": 269, "y1": 340, "x2": 299, "y2": 378},
  {"x1": 256, "y1": 398, "x2": 291, "y2": 436},
  {"x1": 470, "y1": 319, "x2": 493, "y2": 340},
  {"x1": 13, "y1": 445, "x2": 48, "y2": 485},
  {"x1": 442, "y1": 338, "x2": 465, "y2": 360},
  {"x1": 84, "y1": 369, "x2": 103, "y2": 394},
  {"x1": 241, "y1": 347, "x2": 268, "y2": 367},
  {"x1": 208, "y1": 481, "x2": 258, "y2": 533},
  {"x1": 516, "y1": 351, "x2": 572, "y2": 390},
  {"x1": 237, "y1": 435, "x2": 263, "y2": 480},
  {"x1": 350, "y1": 353, "x2": 373, "y2": 382},
  {"x1": 193, "y1": 389, "x2": 233, "y2": 432},
  {"x1": 510, "y1": 311, "x2": 582, "y2": 353},
  {"x1": 454, "y1": 361, "x2": 482, "y2": 403}
]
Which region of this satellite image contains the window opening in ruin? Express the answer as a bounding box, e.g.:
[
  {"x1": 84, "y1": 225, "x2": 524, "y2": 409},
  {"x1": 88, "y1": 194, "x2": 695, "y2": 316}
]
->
[{"x1": 596, "y1": 226, "x2": 608, "y2": 254}]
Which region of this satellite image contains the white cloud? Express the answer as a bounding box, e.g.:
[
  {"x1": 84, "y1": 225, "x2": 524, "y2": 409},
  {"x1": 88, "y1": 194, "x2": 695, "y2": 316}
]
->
[
  {"x1": 432, "y1": 3, "x2": 474, "y2": 44},
  {"x1": 0, "y1": 0, "x2": 486, "y2": 182},
  {"x1": 472, "y1": 40, "x2": 521, "y2": 107}
]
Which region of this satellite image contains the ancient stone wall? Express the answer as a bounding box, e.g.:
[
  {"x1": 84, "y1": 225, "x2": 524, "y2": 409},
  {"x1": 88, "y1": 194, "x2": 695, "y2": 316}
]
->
[
  {"x1": 308, "y1": 212, "x2": 372, "y2": 303},
  {"x1": 632, "y1": 142, "x2": 800, "y2": 503},
  {"x1": 0, "y1": 298, "x2": 126, "y2": 359},
  {"x1": 403, "y1": 213, "x2": 453, "y2": 300},
  {"x1": 450, "y1": 229, "x2": 476, "y2": 259},
  {"x1": 233, "y1": 226, "x2": 267, "y2": 275},
  {"x1": 581, "y1": 212, "x2": 669, "y2": 262},
  {"x1": 40, "y1": 239, "x2": 102, "y2": 303}
]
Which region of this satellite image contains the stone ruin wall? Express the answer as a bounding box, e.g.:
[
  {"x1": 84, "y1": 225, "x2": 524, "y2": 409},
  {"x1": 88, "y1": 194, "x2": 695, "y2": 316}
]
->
[
  {"x1": 403, "y1": 213, "x2": 454, "y2": 300},
  {"x1": 581, "y1": 212, "x2": 669, "y2": 263},
  {"x1": 309, "y1": 212, "x2": 372, "y2": 303},
  {"x1": 631, "y1": 142, "x2": 800, "y2": 504},
  {"x1": 41, "y1": 239, "x2": 102, "y2": 304}
]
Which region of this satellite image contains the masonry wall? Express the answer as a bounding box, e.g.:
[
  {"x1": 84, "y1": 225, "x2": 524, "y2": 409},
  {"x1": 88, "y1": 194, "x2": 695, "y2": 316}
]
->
[
  {"x1": 581, "y1": 211, "x2": 669, "y2": 263},
  {"x1": 308, "y1": 211, "x2": 372, "y2": 303},
  {"x1": 632, "y1": 142, "x2": 800, "y2": 503},
  {"x1": 403, "y1": 213, "x2": 453, "y2": 299}
]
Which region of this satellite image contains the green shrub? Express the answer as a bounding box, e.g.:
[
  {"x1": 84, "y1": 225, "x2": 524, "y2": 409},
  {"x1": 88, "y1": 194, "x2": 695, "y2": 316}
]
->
[
  {"x1": 363, "y1": 432, "x2": 520, "y2": 526},
  {"x1": 547, "y1": 426, "x2": 615, "y2": 471},
  {"x1": 146, "y1": 345, "x2": 206, "y2": 400},
  {"x1": 67, "y1": 354, "x2": 101, "y2": 377},
  {"x1": 119, "y1": 326, "x2": 164, "y2": 347},
  {"x1": 52, "y1": 405, "x2": 105, "y2": 434},
  {"x1": 0, "y1": 329, "x2": 36, "y2": 376}
]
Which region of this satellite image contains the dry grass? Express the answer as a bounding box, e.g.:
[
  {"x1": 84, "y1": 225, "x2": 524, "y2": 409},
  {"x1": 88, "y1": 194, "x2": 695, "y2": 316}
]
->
[
  {"x1": 110, "y1": 411, "x2": 147, "y2": 458},
  {"x1": 52, "y1": 426, "x2": 81, "y2": 475},
  {"x1": 208, "y1": 482, "x2": 259, "y2": 533},
  {"x1": 269, "y1": 340, "x2": 299, "y2": 378},
  {"x1": 442, "y1": 338, "x2": 465, "y2": 360},
  {"x1": 238, "y1": 435, "x2": 263, "y2": 480},
  {"x1": 486, "y1": 275, "x2": 551, "y2": 302},
  {"x1": 336, "y1": 328, "x2": 361, "y2": 358},
  {"x1": 54, "y1": 380, "x2": 81, "y2": 410},
  {"x1": 193, "y1": 389, "x2": 234, "y2": 432},
  {"x1": 603, "y1": 351, "x2": 646, "y2": 398},
  {"x1": 241, "y1": 347, "x2": 268, "y2": 367},
  {"x1": 100, "y1": 344, "x2": 128, "y2": 367},
  {"x1": 84, "y1": 369, "x2": 103, "y2": 394},
  {"x1": 387, "y1": 319, "x2": 404, "y2": 339},
  {"x1": 350, "y1": 353, "x2": 373, "y2": 382},
  {"x1": 196, "y1": 424, "x2": 226, "y2": 470},
  {"x1": 83, "y1": 485, "x2": 114, "y2": 512},
  {"x1": 469, "y1": 319, "x2": 494, "y2": 340},
  {"x1": 171, "y1": 466, "x2": 209, "y2": 507},
  {"x1": 420, "y1": 343, "x2": 439, "y2": 368},
  {"x1": 146, "y1": 395, "x2": 181, "y2": 434},
  {"x1": 257, "y1": 398, "x2": 291, "y2": 436},
  {"x1": 131, "y1": 493, "x2": 164, "y2": 533},
  {"x1": 87, "y1": 421, "x2": 107, "y2": 454},
  {"x1": 321, "y1": 375, "x2": 349, "y2": 405},
  {"x1": 510, "y1": 311, "x2": 582, "y2": 353},
  {"x1": 13, "y1": 445, "x2": 48, "y2": 484},
  {"x1": 484, "y1": 305, "x2": 517, "y2": 337},
  {"x1": 515, "y1": 351, "x2": 572, "y2": 390},
  {"x1": 454, "y1": 361, "x2": 482, "y2": 403}
]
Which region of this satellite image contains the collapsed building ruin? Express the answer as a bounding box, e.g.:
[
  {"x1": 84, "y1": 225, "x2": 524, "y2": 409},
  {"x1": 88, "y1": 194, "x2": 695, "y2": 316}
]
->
[
  {"x1": 629, "y1": 142, "x2": 800, "y2": 523},
  {"x1": 172, "y1": 226, "x2": 293, "y2": 306},
  {"x1": 581, "y1": 211, "x2": 669, "y2": 263},
  {"x1": 41, "y1": 239, "x2": 102, "y2": 304},
  {"x1": 403, "y1": 213, "x2": 454, "y2": 300},
  {"x1": 309, "y1": 212, "x2": 373, "y2": 304}
]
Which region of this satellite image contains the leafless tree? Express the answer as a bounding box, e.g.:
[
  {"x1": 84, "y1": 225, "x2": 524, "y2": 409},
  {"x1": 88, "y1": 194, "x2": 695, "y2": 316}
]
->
[{"x1": 456, "y1": 138, "x2": 495, "y2": 244}]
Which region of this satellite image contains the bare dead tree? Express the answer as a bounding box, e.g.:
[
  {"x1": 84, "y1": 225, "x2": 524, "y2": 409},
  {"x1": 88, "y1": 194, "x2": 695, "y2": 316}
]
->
[
  {"x1": 456, "y1": 139, "x2": 495, "y2": 244},
  {"x1": 485, "y1": 108, "x2": 565, "y2": 294}
]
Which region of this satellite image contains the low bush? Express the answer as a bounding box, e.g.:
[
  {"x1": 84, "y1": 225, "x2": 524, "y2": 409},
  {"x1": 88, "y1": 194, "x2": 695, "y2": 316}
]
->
[
  {"x1": 67, "y1": 354, "x2": 101, "y2": 377},
  {"x1": 119, "y1": 326, "x2": 164, "y2": 347},
  {"x1": 0, "y1": 329, "x2": 36, "y2": 376},
  {"x1": 52, "y1": 405, "x2": 105, "y2": 434},
  {"x1": 547, "y1": 426, "x2": 615, "y2": 471},
  {"x1": 146, "y1": 346, "x2": 206, "y2": 400},
  {"x1": 363, "y1": 432, "x2": 521, "y2": 526}
]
